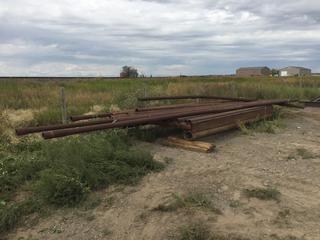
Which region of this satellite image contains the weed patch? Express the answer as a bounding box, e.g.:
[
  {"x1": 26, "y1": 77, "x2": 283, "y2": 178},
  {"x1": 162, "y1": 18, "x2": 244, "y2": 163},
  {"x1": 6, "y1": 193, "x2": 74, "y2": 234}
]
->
[
  {"x1": 273, "y1": 209, "x2": 291, "y2": 227},
  {"x1": 243, "y1": 187, "x2": 281, "y2": 201},
  {"x1": 239, "y1": 107, "x2": 285, "y2": 134},
  {"x1": 171, "y1": 222, "x2": 249, "y2": 240},
  {"x1": 153, "y1": 190, "x2": 221, "y2": 214},
  {"x1": 296, "y1": 148, "x2": 315, "y2": 159}
]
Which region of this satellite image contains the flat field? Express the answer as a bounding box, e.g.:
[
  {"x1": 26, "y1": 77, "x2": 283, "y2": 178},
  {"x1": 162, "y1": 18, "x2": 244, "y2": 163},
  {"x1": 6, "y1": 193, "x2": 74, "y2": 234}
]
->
[
  {"x1": 0, "y1": 76, "x2": 320, "y2": 240},
  {"x1": 1, "y1": 76, "x2": 319, "y2": 125}
]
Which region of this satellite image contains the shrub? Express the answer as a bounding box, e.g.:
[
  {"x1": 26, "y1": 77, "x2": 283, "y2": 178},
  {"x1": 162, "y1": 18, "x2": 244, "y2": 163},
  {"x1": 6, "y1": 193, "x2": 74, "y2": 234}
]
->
[{"x1": 36, "y1": 170, "x2": 89, "y2": 206}]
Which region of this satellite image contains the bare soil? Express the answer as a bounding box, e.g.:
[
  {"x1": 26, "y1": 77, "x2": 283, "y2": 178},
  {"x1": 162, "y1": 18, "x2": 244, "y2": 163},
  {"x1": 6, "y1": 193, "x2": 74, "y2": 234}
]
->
[{"x1": 7, "y1": 108, "x2": 320, "y2": 240}]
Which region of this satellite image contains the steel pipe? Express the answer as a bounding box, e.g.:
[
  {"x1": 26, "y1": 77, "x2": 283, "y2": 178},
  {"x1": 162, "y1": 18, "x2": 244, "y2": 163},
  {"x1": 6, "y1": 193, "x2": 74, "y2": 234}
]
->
[{"x1": 138, "y1": 95, "x2": 253, "y2": 102}]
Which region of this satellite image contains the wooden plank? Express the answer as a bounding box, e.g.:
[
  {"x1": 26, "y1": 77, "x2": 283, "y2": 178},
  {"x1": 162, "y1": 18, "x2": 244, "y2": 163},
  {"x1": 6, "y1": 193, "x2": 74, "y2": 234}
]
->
[{"x1": 163, "y1": 137, "x2": 215, "y2": 153}]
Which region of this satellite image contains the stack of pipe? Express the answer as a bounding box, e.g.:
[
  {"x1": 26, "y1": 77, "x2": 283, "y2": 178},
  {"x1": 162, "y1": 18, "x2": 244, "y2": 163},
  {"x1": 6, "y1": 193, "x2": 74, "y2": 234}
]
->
[
  {"x1": 302, "y1": 96, "x2": 320, "y2": 107},
  {"x1": 15, "y1": 96, "x2": 290, "y2": 140}
]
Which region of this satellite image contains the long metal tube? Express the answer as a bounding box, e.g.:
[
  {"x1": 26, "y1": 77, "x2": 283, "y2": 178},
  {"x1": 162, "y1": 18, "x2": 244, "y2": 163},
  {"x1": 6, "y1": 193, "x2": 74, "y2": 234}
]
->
[
  {"x1": 138, "y1": 95, "x2": 253, "y2": 102},
  {"x1": 16, "y1": 118, "x2": 113, "y2": 136},
  {"x1": 70, "y1": 113, "x2": 112, "y2": 121},
  {"x1": 135, "y1": 101, "x2": 230, "y2": 112},
  {"x1": 182, "y1": 106, "x2": 271, "y2": 124},
  {"x1": 42, "y1": 99, "x2": 288, "y2": 139},
  {"x1": 70, "y1": 110, "x2": 132, "y2": 122}
]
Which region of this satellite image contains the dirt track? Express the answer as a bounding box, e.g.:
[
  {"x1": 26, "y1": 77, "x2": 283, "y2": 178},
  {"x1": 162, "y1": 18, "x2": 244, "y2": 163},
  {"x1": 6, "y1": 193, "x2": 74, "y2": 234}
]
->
[{"x1": 8, "y1": 108, "x2": 320, "y2": 240}]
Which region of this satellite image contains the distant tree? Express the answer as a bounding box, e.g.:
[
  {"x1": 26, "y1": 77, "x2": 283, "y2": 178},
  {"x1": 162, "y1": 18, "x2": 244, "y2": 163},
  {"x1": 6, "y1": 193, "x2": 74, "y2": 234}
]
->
[
  {"x1": 271, "y1": 69, "x2": 279, "y2": 77},
  {"x1": 120, "y1": 66, "x2": 138, "y2": 78}
]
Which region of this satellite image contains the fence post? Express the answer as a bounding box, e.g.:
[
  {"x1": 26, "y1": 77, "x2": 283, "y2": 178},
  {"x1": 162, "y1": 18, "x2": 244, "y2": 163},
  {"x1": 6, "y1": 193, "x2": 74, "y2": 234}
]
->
[{"x1": 60, "y1": 87, "x2": 67, "y2": 124}]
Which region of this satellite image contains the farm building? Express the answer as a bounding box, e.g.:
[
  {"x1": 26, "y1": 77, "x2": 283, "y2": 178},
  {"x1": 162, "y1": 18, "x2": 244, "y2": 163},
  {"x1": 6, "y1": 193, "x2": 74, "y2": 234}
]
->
[
  {"x1": 279, "y1": 66, "x2": 311, "y2": 77},
  {"x1": 236, "y1": 67, "x2": 271, "y2": 77}
]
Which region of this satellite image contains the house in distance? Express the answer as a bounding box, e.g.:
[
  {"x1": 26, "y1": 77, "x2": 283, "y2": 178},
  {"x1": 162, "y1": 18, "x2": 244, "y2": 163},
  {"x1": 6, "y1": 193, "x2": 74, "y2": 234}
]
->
[
  {"x1": 236, "y1": 67, "x2": 271, "y2": 77},
  {"x1": 279, "y1": 66, "x2": 311, "y2": 77}
]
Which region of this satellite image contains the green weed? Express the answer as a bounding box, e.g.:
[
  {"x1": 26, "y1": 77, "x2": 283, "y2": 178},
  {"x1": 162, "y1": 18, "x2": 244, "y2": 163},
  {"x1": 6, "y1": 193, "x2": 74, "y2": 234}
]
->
[{"x1": 243, "y1": 187, "x2": 281, "y2": 201}]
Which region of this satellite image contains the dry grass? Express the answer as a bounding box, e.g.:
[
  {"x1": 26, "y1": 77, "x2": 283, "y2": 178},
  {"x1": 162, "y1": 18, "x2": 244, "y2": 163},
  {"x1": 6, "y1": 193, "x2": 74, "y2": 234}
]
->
[{"x1": 1, "y1": 76, "x2": 319, "y2": 126}]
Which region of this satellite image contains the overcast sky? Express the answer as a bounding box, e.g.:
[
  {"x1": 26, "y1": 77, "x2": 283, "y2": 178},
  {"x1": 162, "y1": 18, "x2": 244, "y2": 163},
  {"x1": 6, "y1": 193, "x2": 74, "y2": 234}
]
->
[{"x1": 0, "y1": 0, "x2": 319, "y2": 76}]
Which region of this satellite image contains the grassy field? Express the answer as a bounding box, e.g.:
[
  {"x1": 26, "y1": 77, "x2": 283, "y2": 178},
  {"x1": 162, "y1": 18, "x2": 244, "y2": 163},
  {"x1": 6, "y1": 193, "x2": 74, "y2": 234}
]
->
[
  {"x1": 1, "y1": 76, "x2": 319, "y2": 125},
  {"x1": 0, "y1": 76, "x2": 320, "y2": 236}
]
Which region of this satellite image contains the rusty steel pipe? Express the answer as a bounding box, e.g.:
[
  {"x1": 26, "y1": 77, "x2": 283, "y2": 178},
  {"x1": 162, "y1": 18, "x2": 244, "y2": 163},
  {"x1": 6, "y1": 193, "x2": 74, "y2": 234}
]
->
[
  {"x1": 138, "y1": 95, "x2": 253, "y2": 102},
  {"x1": 70, "y1": 110, "x2": 132, "y2": 122},
  {"x1": 16, "y1": 118, "x2": 114, "y2": 136},
  {"x1": 17, "y1": 107, "x2": 207, "y2": 136},
  {"x1": 42, "y1": 99, "x2": 288, "y2": 139},
  {"x1": 182, "y1": 106, "x2": 272, "y2": 124},
  {"x1": 185, "y1": 107, "x2": 273, "y2": 133},
  {"x1": 135, "y1": 101, "x2": 244, "y2": 114},
  {"x1": 184, "y1": 124, "x2": 237, "y2": 140},
  {"x1": 135, "y1": 101, "x2": 229, "y2": 112},
  {"x1": 70, "y1": 113, "x2": 112, "y2": 121}
]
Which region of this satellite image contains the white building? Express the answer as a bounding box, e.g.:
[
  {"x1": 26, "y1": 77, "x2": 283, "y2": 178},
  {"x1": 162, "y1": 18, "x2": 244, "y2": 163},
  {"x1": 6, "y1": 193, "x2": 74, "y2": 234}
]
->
[{"x1": 279, "y1": 66, "x2": 311, "y2": 77}]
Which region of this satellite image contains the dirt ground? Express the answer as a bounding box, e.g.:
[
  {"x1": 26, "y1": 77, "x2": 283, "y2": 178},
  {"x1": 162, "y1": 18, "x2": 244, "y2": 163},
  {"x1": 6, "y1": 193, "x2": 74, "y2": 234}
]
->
[{"x1": 7, "y1": 108, "x2": 320, "y2": 240}]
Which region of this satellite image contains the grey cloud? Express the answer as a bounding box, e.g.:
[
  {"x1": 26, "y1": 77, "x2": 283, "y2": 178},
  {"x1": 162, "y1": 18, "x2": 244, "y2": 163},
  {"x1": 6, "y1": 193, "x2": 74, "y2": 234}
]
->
[{"x1": 0, "y1": 0, "x2": 319, "y2": 76}]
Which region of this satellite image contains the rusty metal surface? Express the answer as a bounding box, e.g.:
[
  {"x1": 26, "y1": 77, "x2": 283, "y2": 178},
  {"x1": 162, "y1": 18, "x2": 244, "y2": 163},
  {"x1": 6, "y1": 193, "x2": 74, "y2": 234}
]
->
[
  {"x1": 184, "y1": 107, "x2": 273, "y2": 140},
  {"x1": 183, "y1": 106, "x2": 273, "y2": 132}
]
